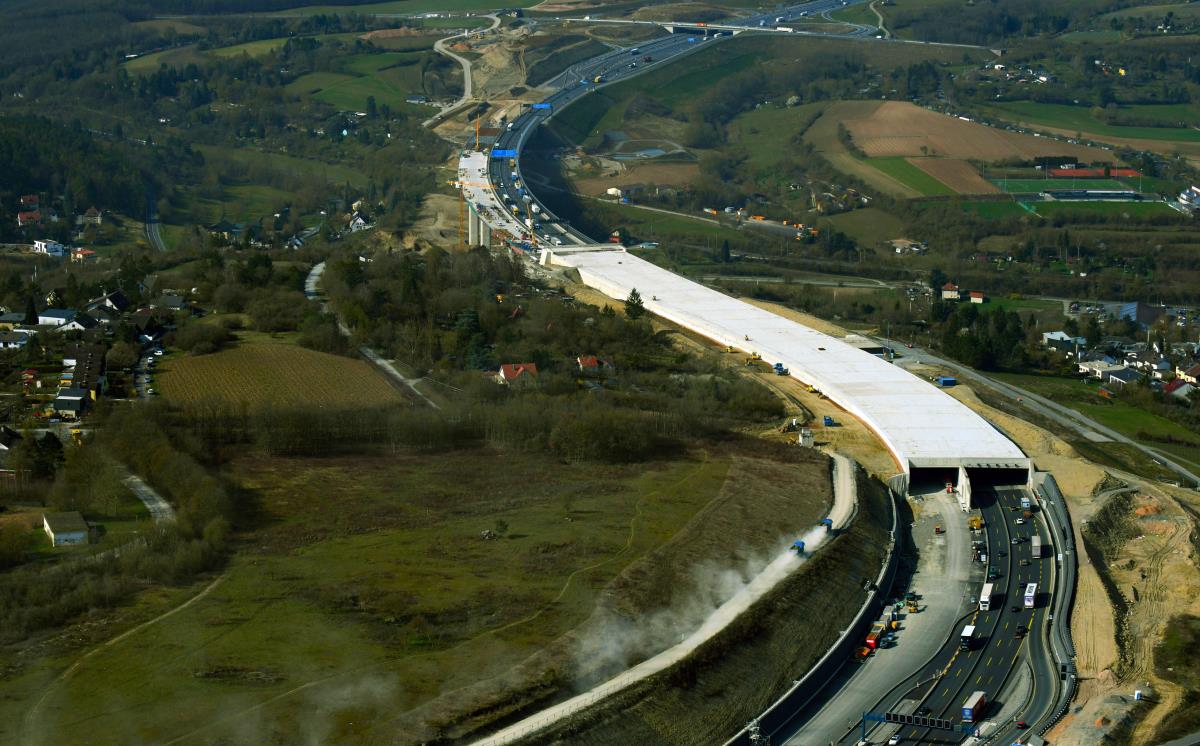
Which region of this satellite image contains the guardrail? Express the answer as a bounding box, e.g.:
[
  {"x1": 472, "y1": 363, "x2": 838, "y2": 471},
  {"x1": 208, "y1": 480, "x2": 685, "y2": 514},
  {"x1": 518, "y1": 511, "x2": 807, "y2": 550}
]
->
[{"x1": 723, "y1": 473, "x2": 901, "y2": 746}]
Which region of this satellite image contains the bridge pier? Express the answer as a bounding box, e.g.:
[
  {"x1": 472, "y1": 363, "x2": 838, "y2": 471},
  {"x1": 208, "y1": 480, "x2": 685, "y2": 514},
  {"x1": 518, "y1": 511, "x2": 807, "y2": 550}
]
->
[{"x1": 468, "y1": 208, "x2": 480, "y2": 246}]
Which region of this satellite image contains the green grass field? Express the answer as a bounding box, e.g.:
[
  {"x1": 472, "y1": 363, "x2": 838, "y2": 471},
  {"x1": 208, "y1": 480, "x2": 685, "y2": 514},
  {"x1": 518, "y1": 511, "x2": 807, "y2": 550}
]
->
[
  {"x1": 985, "y1": 101, "x2": 1200, "y2": 142},
  {"x1": 286, "y1": 51, "x2": 434, "y2": 111},
  {"x1": 961, "y1": 201, "x2": 1030, "y2": 218},
  {"x1": 0, "y1": 445, "x2": 783, "y2": 743},
  {"x1": 864, "y1": 157, "x2": 956, "y2": 196},
  {"x1": 830, "y1": 3, "x2": 878, "y2": 26},
  {"x1": 996, "y1": 178, "x2": 1130, "y2": 193},
  {"x1": 822, "y1": 207, "x2": 905, "y2": 246},
  {"x1": 267, "y1": 0, "x2": 535, "y2": 16},
  {"x1": 1030, "y1": 201, "x2": 1179, "y2": 218},
  {"x1": 196, "y1": 144, "x2": 368, "y2": 188},
  {"x1": 208, "y1": 37, "x2": 290, "y2": 58}
]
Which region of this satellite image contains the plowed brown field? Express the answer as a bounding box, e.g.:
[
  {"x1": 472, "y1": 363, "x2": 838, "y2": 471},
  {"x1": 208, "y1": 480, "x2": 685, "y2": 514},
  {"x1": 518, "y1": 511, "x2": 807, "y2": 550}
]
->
[
  {"x1": 844, "y1": 102, "x2": 1117, "y2": 162},
  {"x1": 908, "y1": 158, "x2": 999, "y2": 194}
]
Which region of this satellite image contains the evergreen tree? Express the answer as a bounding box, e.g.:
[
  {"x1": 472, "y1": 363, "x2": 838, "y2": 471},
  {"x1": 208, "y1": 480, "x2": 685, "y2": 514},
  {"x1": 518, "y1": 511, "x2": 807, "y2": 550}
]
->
[{"x1": 625, "y1": 288, "x2": 645, "y2": 320}]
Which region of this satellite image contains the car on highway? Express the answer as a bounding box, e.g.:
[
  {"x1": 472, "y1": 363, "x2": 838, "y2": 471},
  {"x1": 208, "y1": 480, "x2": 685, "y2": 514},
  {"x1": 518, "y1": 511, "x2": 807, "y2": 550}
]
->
[
  {"x1": 1011, "y1": 605, "x2": 1021, "y2": 613},
  {"x1": 1015, "y1": 517, "x2": 1026, "y2": 524},
  {"x1": 1015, "y1": 721, "x2": 1029, "y2": 729},
  {"x1": 1019, "y1": 558, "x2": 1030, "y2": 566},
  {"x1": 1015, "y1": 625, "x2": 1027, "y2": 637},
  {"x1": 1011, "y1": 537, "x2": 1022, "y2": 545}
]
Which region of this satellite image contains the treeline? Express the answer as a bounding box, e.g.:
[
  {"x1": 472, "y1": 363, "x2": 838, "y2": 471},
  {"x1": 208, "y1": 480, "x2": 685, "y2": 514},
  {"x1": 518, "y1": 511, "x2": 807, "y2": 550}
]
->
[
  {"x1": 0, "y1": 406, "x2": 233, "y2": 644},
  {"x1": 0, "y1": 115, "x2": 158, "y2": 239}
]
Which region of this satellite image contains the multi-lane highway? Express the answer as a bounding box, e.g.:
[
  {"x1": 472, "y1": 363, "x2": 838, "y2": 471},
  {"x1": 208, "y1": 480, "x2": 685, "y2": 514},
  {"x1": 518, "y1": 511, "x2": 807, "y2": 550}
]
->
[
  {"x1": 481, "y1": 0, "x2": 873, "y2": 250},
  {"x1": 461, "y1": 4, "x2": 1074, "y2": 742}
]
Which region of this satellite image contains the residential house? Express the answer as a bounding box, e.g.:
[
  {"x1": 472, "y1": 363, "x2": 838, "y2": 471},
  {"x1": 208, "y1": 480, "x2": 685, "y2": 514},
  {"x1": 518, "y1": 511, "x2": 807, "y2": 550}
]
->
[
  {"x1": 0, "y1": 331, "x2": 30, "y2": 350},
  {"x1": 64, "y1": 344, "x2": 107, "y2": 396},
  {"x1": 1164, "y1": 379, "x2": 1196, "y2": 401},
  {"x1": 18, "y1": 194, "x2": 38, "y2": 211},
  {"x1": 16, "y1": 210, "x2": 41, "y2": 228},
  {"x1": 42, "y1": 512, "x2": 89, "y2": 547},
  {"x1": 496, "y1": 363, "x2": 539, "y2": 387},
  {"x1": 1177, "y1": 364, "x2": 1200, "y2": 385},
  {"x1": 70, "y1": 248, "x2": 97, "y2": 264},
  {"x1": 1106, "y1": 367, "x2": 1142, "y2": 388},
  {"x1": 1042, "y1": 331, "x2": 1087, "y2": 354},
  {"x1": 940, "y1": 283, "x2": 961, "y2": 301},
  {"x1": 969, "y1": 291, "x2": 986, "y2": 304},
  {"x1": 33, "y1": 239, "x2": 67, "y2": 257},
  {"x1": 0, "y1": 312, "x2": 27, "y2": 330},
  {"x1": 1079, "y1": 360, "x2": 1125, "y2": 379},
  {"x1": 82, "y1": 207, "x2": 103, "y2": 226},
  {"x1": 154, "y1": 294, "x2": 188, "y2": 313},
  {"x1": 37, "y1": 309, "x2": 76, "y2": 327},
  {"x1": 51, "y1": 387, "x2": 89, "y2": 419},
  {"x1": 348, "y1": 213, "x2": 371, "y2": 232},
  {"x1": 205, "y1": 219, "x2": 242, "y2": 242},
  {"x1": 85, "y1": 290, "x2": 131, "y2": 315},
  {"x1": 60, "y1": 313, "x2": 98, "y2": 333},
  {"x1": 577, "y1": 355, "x2": 614, "y2": 376}
]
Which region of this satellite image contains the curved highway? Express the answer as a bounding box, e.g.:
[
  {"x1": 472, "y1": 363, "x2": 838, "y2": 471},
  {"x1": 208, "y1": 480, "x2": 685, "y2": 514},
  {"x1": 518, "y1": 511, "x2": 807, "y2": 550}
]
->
[{"x1": 459, "y1": 3, "x2": 1075, "y2": 743}]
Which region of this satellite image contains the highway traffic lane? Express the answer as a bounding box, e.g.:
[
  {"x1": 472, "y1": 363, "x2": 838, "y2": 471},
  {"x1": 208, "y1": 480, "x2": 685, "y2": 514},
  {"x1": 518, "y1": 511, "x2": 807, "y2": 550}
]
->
[{"x1": 893, "y1": 486, "x2": 1035, "y2": 745}]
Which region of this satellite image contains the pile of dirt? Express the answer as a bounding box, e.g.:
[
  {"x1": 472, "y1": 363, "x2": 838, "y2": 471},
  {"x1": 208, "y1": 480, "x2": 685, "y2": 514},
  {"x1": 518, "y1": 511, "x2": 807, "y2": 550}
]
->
[{"x1": 360, "y1": 28, "x2": 427, "y2": 40}]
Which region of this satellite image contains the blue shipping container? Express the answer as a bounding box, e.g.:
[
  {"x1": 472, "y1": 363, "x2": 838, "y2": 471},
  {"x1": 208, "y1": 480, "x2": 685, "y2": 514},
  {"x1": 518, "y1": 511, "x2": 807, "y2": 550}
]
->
[{"x1": 937, "y1": 376, "x2": 957, "y2": 387}]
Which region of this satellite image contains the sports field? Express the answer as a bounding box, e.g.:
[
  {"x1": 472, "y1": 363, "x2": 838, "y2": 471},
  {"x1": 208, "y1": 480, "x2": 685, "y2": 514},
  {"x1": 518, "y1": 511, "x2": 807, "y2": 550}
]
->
[
  {"x1": 159, "y1": 340, "x2": 407, "y2": 409},
  {"x1": 1029, "y1": 201, "x2": 1180, "y2": 218},
  {"x1": 996, "y1": 178, "x2": 1130, "y2": 193}
]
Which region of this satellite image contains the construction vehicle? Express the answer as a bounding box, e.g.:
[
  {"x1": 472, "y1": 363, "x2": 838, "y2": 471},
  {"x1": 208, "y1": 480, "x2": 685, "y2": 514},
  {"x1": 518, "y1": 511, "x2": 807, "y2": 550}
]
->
[
  {"x1": 750, "y1": 214, "x2": 766, "y2": 221},
  {"x1": 906, "y1": 600, "x2": 920, "y2": 613},
  {"x1": 823, "y1": 415, "x2": 835, "y2": 426},
  {"x1": 749, "y1": 352, "x2": 762, "y2": 361},
  {"x1": 968, "y1": 514, "x2": 983, "y2": 531},
  {"x1": 865, "y1": 622, "x2": 886, "y2": 650},
  {"x1": 773, "y1": 362, "x2": 788, "y2": 376},
  {"x1": 725, "y1": 345, "x2": 736, "y2": 353},
  {"x1": 934, "y1": 523, "x2": 944, "y2": 535},
  {"x1": 593, "y1": 74, "x2": 605, "y2": 84},
  {"x1": 703, "y1": 207, "x2": 719, "y2": 215}
]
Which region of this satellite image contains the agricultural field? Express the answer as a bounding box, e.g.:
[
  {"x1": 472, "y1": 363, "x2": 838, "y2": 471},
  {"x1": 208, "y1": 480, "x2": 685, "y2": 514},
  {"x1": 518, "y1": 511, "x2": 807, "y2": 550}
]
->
[
  {"x1": 287, "y1": 49, "x2": 457, "y2": 111},
  {"x1": 983, "y1": 102, "x2": 1200, "y2": 143},
  {"x1": 842, "y1": 101, "x2": 1118, "y2": 161},
  {"x1": 158, "y1": 338, "x2": 407, "y2": 410},
  {"x1": 910, "y1": 158, "x2": 999, "y2": 194},
  {"x1": 863, "y1": 157, "x2": 955, "y2": 196},
  {"x1": 2, "y1": 441, "x2": 834, "y2": 744}
]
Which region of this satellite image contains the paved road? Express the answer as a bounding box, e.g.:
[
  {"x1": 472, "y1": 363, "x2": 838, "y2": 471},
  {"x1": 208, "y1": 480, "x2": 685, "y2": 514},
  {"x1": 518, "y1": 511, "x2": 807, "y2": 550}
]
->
[
  {"x1": 123, "y1": 474, "x2": 176, "y2": 523},
  {"x1": 784, "y1": 487, "x2": 973, "y2": 744},
  {"x1": 882, "y1": 338, "x2": 1200, "y2": 488},
  {"x1": 425, "y1": 15, "x2": 500, "y2": 127},
  {"x1": 304, "y1": 262, "x2": 440, "y2": 409},
  {"x1": 145, "y1": 192, "x2": 166, "y2": 251}
]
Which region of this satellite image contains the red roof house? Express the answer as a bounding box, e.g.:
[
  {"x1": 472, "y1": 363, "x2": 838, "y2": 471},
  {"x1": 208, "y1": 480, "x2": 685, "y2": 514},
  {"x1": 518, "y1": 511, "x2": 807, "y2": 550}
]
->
[
  {"x1": 19, "y1": 195, "x2": 38, "y2": 210},
  {"x1": 497, "y1": 363, "x2": 539, "y2": 387},
  {"x1": 16, "y1": 210, "x2": 41, "y2": 228}
]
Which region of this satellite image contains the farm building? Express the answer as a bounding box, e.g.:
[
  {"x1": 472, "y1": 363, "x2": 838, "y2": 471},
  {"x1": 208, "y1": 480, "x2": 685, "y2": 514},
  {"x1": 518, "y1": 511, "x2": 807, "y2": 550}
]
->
[
  {"x1": 42, "y1": 512, "x2": 89, "y2": 547},
  {"x1": 941, "y1": 283, "x2": 961, "y2": 301}
]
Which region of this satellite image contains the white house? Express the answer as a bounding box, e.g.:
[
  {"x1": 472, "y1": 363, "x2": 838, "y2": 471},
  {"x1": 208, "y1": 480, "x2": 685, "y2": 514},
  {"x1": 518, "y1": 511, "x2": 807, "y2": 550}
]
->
[
  {"x1": 0, "y1": 330, "x2": 30, "y2": 350},
  {"x1": 37, "y1": 309, "x2": 76, "y2": 327},
  {"x1": 42, "y1": 512, "x2": 89, "y2": 547},
  {"x1": 33, "y1": 239, "x2": 67, "y2": 257}
]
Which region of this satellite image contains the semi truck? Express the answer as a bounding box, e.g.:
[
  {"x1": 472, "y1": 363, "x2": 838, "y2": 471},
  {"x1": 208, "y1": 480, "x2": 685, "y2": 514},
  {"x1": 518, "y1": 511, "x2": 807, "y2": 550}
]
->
[
  {"x1": 1021, "y1": 496, "x2": 1032, "y2": 510},
  {"x1": 1031, "y1": 534, "x2": 1042, "y2": 558},
  {"x1": 961, "y1": 691, "x2": 987, "y2": 723},
  {"x1": 959, "y1": 624, "x2": 975, "y2": 651},
  {"x1": 979, "y1": 582, "x2": 994, "y2": 611}
]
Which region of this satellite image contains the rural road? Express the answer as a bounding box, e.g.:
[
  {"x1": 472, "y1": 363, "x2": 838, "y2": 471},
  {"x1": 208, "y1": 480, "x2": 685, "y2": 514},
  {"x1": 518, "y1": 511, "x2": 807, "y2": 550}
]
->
[
  {"x1": 304, "y1": 262, "x2": 441, "y2": 409},
  {"x1": 123, "y1": 473, "x2": 176, "y2": 523},
  {"x1": 145, "y1": 192, "x2": 166, "y2": 251},
  {"x1": 425, "y1": 14, "x2": 500, "y2": 128},
  {"x1": 471, "y1": 451, "x2": 857, "y2": 745},
  {"x1": 882, "y1": 338, "x2": 1200, "y2": 487}
]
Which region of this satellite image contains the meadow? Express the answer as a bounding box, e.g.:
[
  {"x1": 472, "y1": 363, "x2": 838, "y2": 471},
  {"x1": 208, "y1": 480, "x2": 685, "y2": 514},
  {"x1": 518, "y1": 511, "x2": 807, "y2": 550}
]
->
[{"x1": 984, "y1": 102, "x2": 1200, "y2": 143}]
